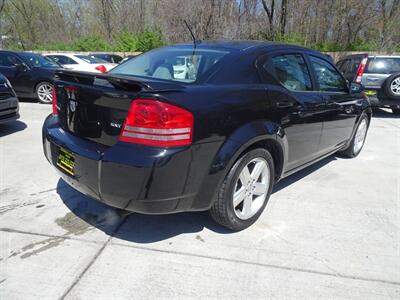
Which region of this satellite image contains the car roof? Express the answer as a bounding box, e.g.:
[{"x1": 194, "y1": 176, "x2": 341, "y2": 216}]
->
[
  {"x1": 44, "y1": 53, "x2": 82, "y2": 57},
  {"x1": 339, "y1": 53, "x2": 400, "y2": 60},
  {"x1": 170, "y1": 40, "x2": 321, "y2": 54}
]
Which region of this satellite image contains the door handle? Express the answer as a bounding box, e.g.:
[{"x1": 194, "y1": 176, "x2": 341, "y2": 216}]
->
[{"x1": 276, "y1": 101, "x2": 294, "y2": 108}]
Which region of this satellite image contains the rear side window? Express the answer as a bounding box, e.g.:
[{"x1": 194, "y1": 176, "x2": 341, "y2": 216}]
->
[
  {"x1": 310, "y1": 56, "x2": 347, "y2": 92},
  {"x1": 365, "y1": 57, "x2": 400, "y2": 74},
  {"x1": 266, "y1": 54, "x2": 312, "y2": 91},
  {"x1": 351, "y1": 58, "x2": 362, "y2": 73},
  {"x1": 337, "y1": 59, "x2": 349, "y2": 73}
]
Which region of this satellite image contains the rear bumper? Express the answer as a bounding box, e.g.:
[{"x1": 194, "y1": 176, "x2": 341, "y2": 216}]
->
[
  {"x1": 42, "y1": 115, "x2": 203, "y2": 214},
  {"x1": 0, "y1": 96, "x2": 19, "y2": 124}
]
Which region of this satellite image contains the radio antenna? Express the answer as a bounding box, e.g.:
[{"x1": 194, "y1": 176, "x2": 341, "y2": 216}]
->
[{"x1": 184, "y1": 20, "x2": 197, "y2": 48}]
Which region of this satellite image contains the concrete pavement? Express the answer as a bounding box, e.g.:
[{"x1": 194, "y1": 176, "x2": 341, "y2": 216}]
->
[{"x1": 0, "y1": 102, "x2": 399, "y2": 299}]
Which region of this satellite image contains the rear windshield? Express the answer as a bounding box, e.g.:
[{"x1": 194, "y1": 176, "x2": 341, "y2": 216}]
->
[
  {"x1": 75, "y1": 55, "x2": 108, "y2": 64},
  {"x1": 109, "y1": 47, "x2": 230, "y2": 83},
  {"x1": 365, "y1": 57, "x2": 400, "y2": 74}
]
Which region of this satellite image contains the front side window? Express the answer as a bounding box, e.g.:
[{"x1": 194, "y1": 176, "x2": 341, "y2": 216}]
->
[
  {"x1": 109, "y1": 47, "x2": 229, "y2": 83},
  {"x1": 19, "y1": 53, "x2": 58, "y2": 68},
  {"x1": 266, "y1": 54, "x2": 312, "y2": 91},
  {"x1": 310, "y1": 56, "x2": 347, "y2": 92}
]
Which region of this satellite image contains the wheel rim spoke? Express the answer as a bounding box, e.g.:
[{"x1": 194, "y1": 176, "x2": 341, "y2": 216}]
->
[
  {"x1": 253, "y1": 182, "x2": 267, "y2": 195},
  {"x1": 233, "y1": 187, "x2": 246, "y2": 207},
  {"x1": 242, "y1": 196, "x2": 252, "y2": 217},
  {"x1": 251, "y1": 161, "x2": 266, "y2": 180},
  {"x1": 239, "y1": 165, "x2": 251, "y2": 186}
]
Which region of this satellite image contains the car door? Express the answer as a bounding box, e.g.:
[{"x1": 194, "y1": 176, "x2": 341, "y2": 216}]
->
[
  {"x1": 0, "y1": 53, "x2": 31, "y2": 95},
  {"x1": 0, "y1": 53, "x2": 19, "y2": 86},
  {"x1": 260, "y1": 52, "x2": 325, "y2": 171},
  {"x1": 308, "y1": 55, "x2": 358, "y2": 152}
]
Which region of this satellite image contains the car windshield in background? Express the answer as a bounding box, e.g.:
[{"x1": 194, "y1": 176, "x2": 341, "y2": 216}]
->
[
  {"x1": 109, "y1": 47, "x2": 230, "y2": 83},
  {"x1": 76, "y1": 55, "x2": 108, "y2": 64},
  {"x1": 20, "y1": 53, "x2": 59, "y2": 68},
  {"x1": 366, "y1": 57, "x2": 400, "y2": 74}
]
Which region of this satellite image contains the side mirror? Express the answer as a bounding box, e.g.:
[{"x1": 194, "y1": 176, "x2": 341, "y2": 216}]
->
[{"x1": 350, "y1": 82, "x2": 364, "y2": 93}]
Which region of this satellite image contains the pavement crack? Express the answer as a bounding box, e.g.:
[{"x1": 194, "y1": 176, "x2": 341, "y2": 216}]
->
[
  {"x1": 111, "y1": 242, "x2": 400, "y2": 287},
  {"x1": 59, "y1": 216, "x2": 129, "y2": 300}
]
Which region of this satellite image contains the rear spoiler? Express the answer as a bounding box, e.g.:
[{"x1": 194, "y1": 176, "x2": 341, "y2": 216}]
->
[{"x1": 54, "y1": 70, "x2": 186, "y2": 92}]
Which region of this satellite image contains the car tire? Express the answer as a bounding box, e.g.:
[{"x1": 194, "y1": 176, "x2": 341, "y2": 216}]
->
[
  {"x1": 35, "y1": 82, "x2": 53, "y2": 104},
  {"x1": 338, "y1": 113, "x2": 369, "y2": 158},
  {"x1": 382, "y1": 74, "x2": 400, "y2": 100},
  {"x1": 209, "y1": 148, "x2": 275, "y2": 231}
]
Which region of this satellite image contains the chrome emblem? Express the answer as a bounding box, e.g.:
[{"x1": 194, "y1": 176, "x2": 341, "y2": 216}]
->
[{"x1": 69, "y1": 100, "x2": 77, "y2": 112}]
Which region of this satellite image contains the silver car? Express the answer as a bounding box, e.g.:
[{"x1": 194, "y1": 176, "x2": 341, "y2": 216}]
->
[{"x1": 337, "y1": 54, "x2": 400, "y2": 114}]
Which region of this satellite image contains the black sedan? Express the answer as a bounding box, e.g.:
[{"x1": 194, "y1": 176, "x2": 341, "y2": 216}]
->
[
  {"x1": 0, "y1": 51, "x2": 61, "y2": 104},
  {"x1": 0, "y1": 72, "x2": 19, "y2": 124},
  {"x1": 42, "y1": 41, "x2": 371, "y2": 230}
]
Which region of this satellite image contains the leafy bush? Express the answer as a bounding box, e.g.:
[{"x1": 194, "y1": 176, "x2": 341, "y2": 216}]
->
[
  {"x1": 72, "y1": 36, "x2": 111, "y2": 51},
  {"x1": 114, "y1": 30, "x2": 138, "y2": 51},
  {"x1": 134, "y1": 29, "x2": 165, "y2": 52}
]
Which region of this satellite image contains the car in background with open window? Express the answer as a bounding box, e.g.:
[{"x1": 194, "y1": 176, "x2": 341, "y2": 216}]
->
[
  {"x1": 0, "y1": 51, "x2": 60, "y2": 104},
  {"x1": 44, "y1": 53, "x2": 117, "y2": 73},
  {"x1": 337, "y1": 54, "x2": 400, "y2": 114}
]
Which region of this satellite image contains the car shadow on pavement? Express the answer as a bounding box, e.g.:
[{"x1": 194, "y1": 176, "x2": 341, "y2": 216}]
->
[
  {"x1": 56, "y1": 179, "x2": 231, "y2": 244},
  {"x1": 372, "y1": 108, "x2": 400, "y2": 119},
  {"x1": 0, "y1": 120, "x2": 27, "y2": 137},
  {"x1": 56, "y1": 155, "x2": 336, "y2": 243}
]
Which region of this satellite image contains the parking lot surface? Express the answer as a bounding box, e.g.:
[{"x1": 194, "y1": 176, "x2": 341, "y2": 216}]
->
[{"x1": 0, "y1": 102, "x2": 399, "y2": 299}]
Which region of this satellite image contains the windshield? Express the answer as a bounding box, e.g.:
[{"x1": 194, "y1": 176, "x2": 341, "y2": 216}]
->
[
  {"x1": 20, "y1": 53, "x2": 59, "y2": 68},
  {"x1": 76, "y1": 55, "x2": 108, "y2": 64},
  {"x1": 109, "y1": 47, "x2": 230, "y2": 83}
]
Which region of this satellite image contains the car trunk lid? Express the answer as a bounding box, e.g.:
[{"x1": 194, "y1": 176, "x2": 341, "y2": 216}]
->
[{"x1": 54, "y1": 70, "x2": 185, "y2": 146}]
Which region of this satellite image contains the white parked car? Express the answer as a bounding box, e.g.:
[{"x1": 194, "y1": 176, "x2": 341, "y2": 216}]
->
[
  {"x1": 173, "y1": 56, "x2": 196, "y2": 79},
  {"x1": 43, "y1": 53, "x2": 117, "y2": 73}
]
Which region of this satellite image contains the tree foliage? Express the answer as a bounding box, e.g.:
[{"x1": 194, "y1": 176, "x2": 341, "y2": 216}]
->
[{"x1": 0, "y1": 0, "x2": 399, "y2": 52}]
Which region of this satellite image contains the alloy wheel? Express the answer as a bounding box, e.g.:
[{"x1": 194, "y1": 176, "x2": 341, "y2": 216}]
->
[
  {"x1": 232, "y1": 157, "x2": 269, "y2": 220},
  {"x1": 37, "y1": 83, "x2": 53, "y2": 104},
  {"x1": 353, "y1": 119, "x2": 368, "y2": 154},
  {"x1": 390, "y1": 77, "x2": 400, "y2": 96}
]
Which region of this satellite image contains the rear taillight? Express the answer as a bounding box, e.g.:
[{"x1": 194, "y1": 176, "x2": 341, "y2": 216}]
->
[
  {"x1": 52, "y1": 85, "x2": 57, "y2": 115},
  {"x1": 355, "y1": 56, "x2": 368, "y2": 83},
  {"x1": 95, "y1": 65, "x2": 107, "y2": 73},
  {"x1": 119, "y1": 99, "x2": 194, "y2": 147}
]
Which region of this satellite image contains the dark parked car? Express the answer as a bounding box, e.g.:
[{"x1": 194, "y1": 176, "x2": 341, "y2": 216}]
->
[
  {"x1": 43, "y1": 41, "x2": 371, "y2": 230},
  {"x1": 0, "y1": 72, "x2": 19, "y2": 124},
  {"x1": 0, "y1": 51, "x2": 61, "y2": 103},
  {"x1": 89, "y1": 53, "x2": 123, "y2": 64},
  {"x1": 337, "y1": 54, "x2": 400, "y2": 114}
]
